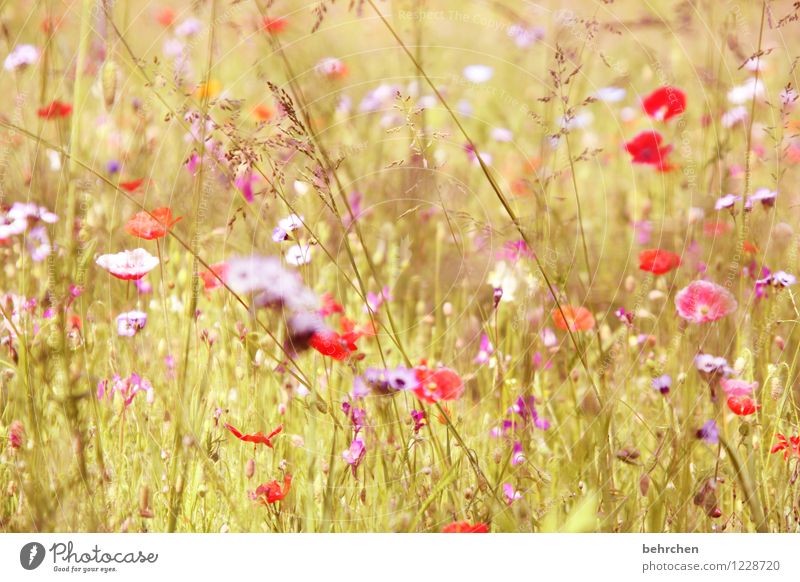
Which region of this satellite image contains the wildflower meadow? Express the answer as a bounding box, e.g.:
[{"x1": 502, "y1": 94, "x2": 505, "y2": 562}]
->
[{"x1": 2, "y1": 0, "x2": 800, "y2": 535}]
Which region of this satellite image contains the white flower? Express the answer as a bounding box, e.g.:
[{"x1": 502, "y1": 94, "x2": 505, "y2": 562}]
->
[
  {"x1": 727, "y1": 78, "x2": 764, "y2": 105},
  {"x1": 594, "y1": 86, "x2": 626, "y2": 103},
  {"x1": 721, "y1": 106, "x2": 748, "y2": 128},
  {"x1": 96, "y1": 248, "x2": 159, "y2": 280},
  {"x1": 491, "y1": 127, "x2": 513, "y2": 142},
  {"x1": 4, "y1": 44, "x2": 39, "y2": 71},
  {"x1": 463, "y1": 65, "x2": 493, "y2": 83},
  {"x1": 278, "y1": 214, "x2": 304, "y2": 233},
  {"x1": 285, "y1": 244, "x2": 312, "y2": 266}
]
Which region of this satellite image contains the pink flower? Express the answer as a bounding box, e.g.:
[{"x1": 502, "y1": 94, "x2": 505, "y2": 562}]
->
[
  {"x1": 96, "y1": 248, "x2": 159, "y2": 280},
  {"x1": 721, "y1": 378, "x2": 758, "y2": 397},
  {"x1": 675, "y1": 280, "x2": 737, "y2": 324}
]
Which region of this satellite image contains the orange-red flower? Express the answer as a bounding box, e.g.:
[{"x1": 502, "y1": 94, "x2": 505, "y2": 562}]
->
[
  {"x1": 199, "y1": 262, "x2": 229, "y2": 291},
  {"x1": 638, "y1": 249, "x2": 681, "y2": 275},
  {"x1": 156, "y1": 7, "x2": 176, "y2": 27},
  {"x1": 262, "y1": 16, "x2": 288, "y2": 34},
  {"x1": 37, "y1": 100, "x2": 72, "y2": 119},
  {"x1": 552, "y1": 305, "x2": 595, "y2": 332},
  {"x1": 441, "y1": 521, "x2": 489, "y2": 533},
  {"x1": 224, "y1": 423, "x2": 282, "y2": 448},
  {"x1": 770, "y1": 433, "x2": 800, "y2": 461},
  {"x1": 254, "y1": 474, "x2": 292, "y2": 505},
  {"x1": 124, "y1": 207, "x2": 182, "y2": 240},
  {"x1": 414, "y1": 365, "x2": 464, "y2": 403},
  {"x1": 119, "y1": 178, "x2": 146, "y2": 193}
]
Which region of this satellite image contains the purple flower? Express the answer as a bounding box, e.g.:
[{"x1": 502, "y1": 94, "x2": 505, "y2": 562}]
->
[
  {"x1": 633, "y1": 220, "x2": 652, "y2": 245},
  {"x1": 715, "y1": 194, "x2": 741, "y2": 211},
  {"x1": 107, "y1": 160, "x2": 121, "y2": 174},
  {"x1": 694, "y1": 354, "x2": 734, "y2": 377},
  {"x1": 615, "y1": 307, "x2": 634, "y2": 327},
  {"x1": 748, "y1": 188, "x2": 777, "y2": 208},
  {"x1": 98, "y1": 373, "x2": 154, "y2": 409},
  {"x1": 341, "y1": 402, "x2": 367, "y2": 434},
  {"x1": 652, "y1": 374, "x2": 672, "y2": 395},
  {"x1": 696, "y1": 420, "x2": 719, "y2": 445},
  {"x1": 116, "y1": 310, "x2": 148, "y2": 337},
  {"x1": 757, "y1": 270, "x2": 796, "y2": 288},
  {"x1": 509, "y1": 395, "x2": 550, "y2": 430},
  {"x1": 385, "y1": 366, "x2": 417, "y2": 392},
  {"x1": 26, "y1": 225, "x2": 52, "y2": 261}
]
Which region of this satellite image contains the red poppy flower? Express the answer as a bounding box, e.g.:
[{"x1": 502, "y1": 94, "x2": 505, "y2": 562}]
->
[
  {"x1": 319, "y1": 292, "x2": 344, "y2": 317},
  {"x1": 254, "y1": 474, "x2": 292, "y2": 505},
  {"x1": 638, "y1": 249, "x2": 681, "y2": 275},
  {"x1": 413, "y1": 365, "x2": 464, "y2": 403},
  {"x1": 224, "y1": 423, "x2": 283, "y2": 448},
  {"x1": 642, "y1": 86, "x2": 687, "y2": 121},
  {"x1": 156, "y1": 7, "x2": 176, "y2": 27},
  {"x1": 199, "y1": 262, "x2": 229, "y2": 291},
  {"x1": 340, "y1": 316, "x2": 376, "y2": 344},
  {"x1": 770, "y1": 433, "x2": 800, "y2": 461},
  {"x1": 703, "y1": 220, "x2": 733, "y2": 238},
  {"x1": 727, "y1": 395, "x2": 760, "y2": 416},
  {"x1": 119, "y1": 178, "x2": 145, "y2": 193},
  {"x1": 552, "y1": 305, "x2": 595, "y2": 332},
  {"x1": 624, "y1": 131, "x2": 673, "y2": 171},
  {"x1": 262, "y1": 16, "x2": 288, "y2": 34},
  {"x1": 37, "y1": 100, "x2": 72, "y2": 119},
  {"x1": 124, "y1": 207, "x2": 183, "y2": 240},
  {"x1": 308, "y1": 329, "x2": 353, "y2": 361},
  {"x1": 441, "y1": 521, "x2": 489, "y2": 533},
  {"x1": 252, "y1": 104, "x2": 273, "y2": 122}
]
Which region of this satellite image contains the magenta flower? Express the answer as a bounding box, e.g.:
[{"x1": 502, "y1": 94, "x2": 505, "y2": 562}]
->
[
  {"x1": 675, "y1": 280, "x2": 737, "y2": 324},
  {"x1": 696, "y1": 420, "x2": 719, "y2": 445},
  {"x1": 342, "y1": 437, "x2": 366, "y2": 476},
  {"x1": 97, "y1": 373, "x2": 154, "y2": 409},
  {"x1": 474, "y1": 334, "x2": 494, "y2": 364},
  {"x1": 503, "y1": 483, "x2": 522, "y2": 504},
  {"x1": 410, "y1": 410, "x2": 426, "y2": 434},
  {"x1": 511, "y1": 441, "x2": 525, "y2": 466}
]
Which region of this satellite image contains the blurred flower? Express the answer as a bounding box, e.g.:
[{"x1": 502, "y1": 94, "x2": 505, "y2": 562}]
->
[
  {"x1": 642, "y1": 86, "x2": 686, "y2": 121},
  {"x1": 116, "y1": 310, "x2": 147, "y2": 337},
  {"x1": 463, "y1": 64, "x2": 493, "y2": 83},
  {"x1": 625, "y1": 131, "x2": 673, "y2": 171},
  {"x1": 285, "y1": 244, "x2": 312, "y2": 266},
  {"x1": 272, "y1": 214, "x2": 304, "y2": 242},
  {"x1": 652, "y1": 374, "x2": 672, "y2": 395},
  {"x1": 503, "y1": 483, "x2": 522, "y2": 504},
  {"x1": 748, "y1": 188, "x2": 777, "y2": 208},
  {"x1": 96, "y1": 248, "x2": 159, "y2": 280},
  {"x1": 722, "y1": 106, "x2": 748, "y2": 128},
  {"x1": 721, "y1": 378, "x2": 757, "y2": 397},
  {"x1": 675, "y1": 281, "x2": 737, "y2": 324},
  {"x1": 474, "y1": 334, "x2": 494, "y2": 364},
  {"x1": 26, "y1": 226, "x2": 52, "y2": 261},
  {"x1": 441, "y1": 521, "x2": 489, "y2": 533},
  {"x1": 511, "y1": 441, "x2": 525, "y2": 466},
  {"x1": 411, "y1": 409, "x2": 427, "y2": 434},
  {"x1": 315, "y1": 57, "x2": 348, "y2": 80},
  {"x1": 37, "y1": 100, "x2": 72, "y2": 119},
  {"x1": 509, "y1": 395, "x2": 550, "y2": 430},
  {"x1": 696, "y1": 420, "x2": 719, "y2": 445},
  {"x1": 125, "y1": 207, "x2": 182, "y2": 240},
  {"x1": 175, "y1": 17, "x2": 202, "y2": 37},
  {"x1": 728, "y1": 78, "x2": 764, "y2": 104},
  {"x1": 594, "y1": 86, "x2": 626, "y2": 102},
  {"x1": 97, "y1": 373, "x2": 154, "y2": 409},
  {"x1": 4, "y1": 44, "x2": 39, "y2": 71},
  {"x1": 757, "y1": 270, "x2": 796, "y2": 288},
  {"x1": 343, "y1": 438, "x2": 366, "y2": 478},
  {"x1": 639, "y1": 249, "x2": 681, "y2": 275},
  {"x1": 552, "y1": 305, "x2": 595, "y2": 332},
  {"x1": 413, "y1": 365, "x2": 464, "y2": 403},
  {"x1": 7, "y1": 420, "x2": 24, "y2": 450}
]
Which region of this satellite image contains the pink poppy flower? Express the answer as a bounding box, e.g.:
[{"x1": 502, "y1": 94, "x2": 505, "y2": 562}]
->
[
  {"x1": 720, "y1": 378, "x2": 758, "y2": 397},
  {"x1": 96, "y1": 248, "x2": 160, "y2": 280},
  {"x1": 675, "y1": 280, "x2": 737, "y2": 324}
]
